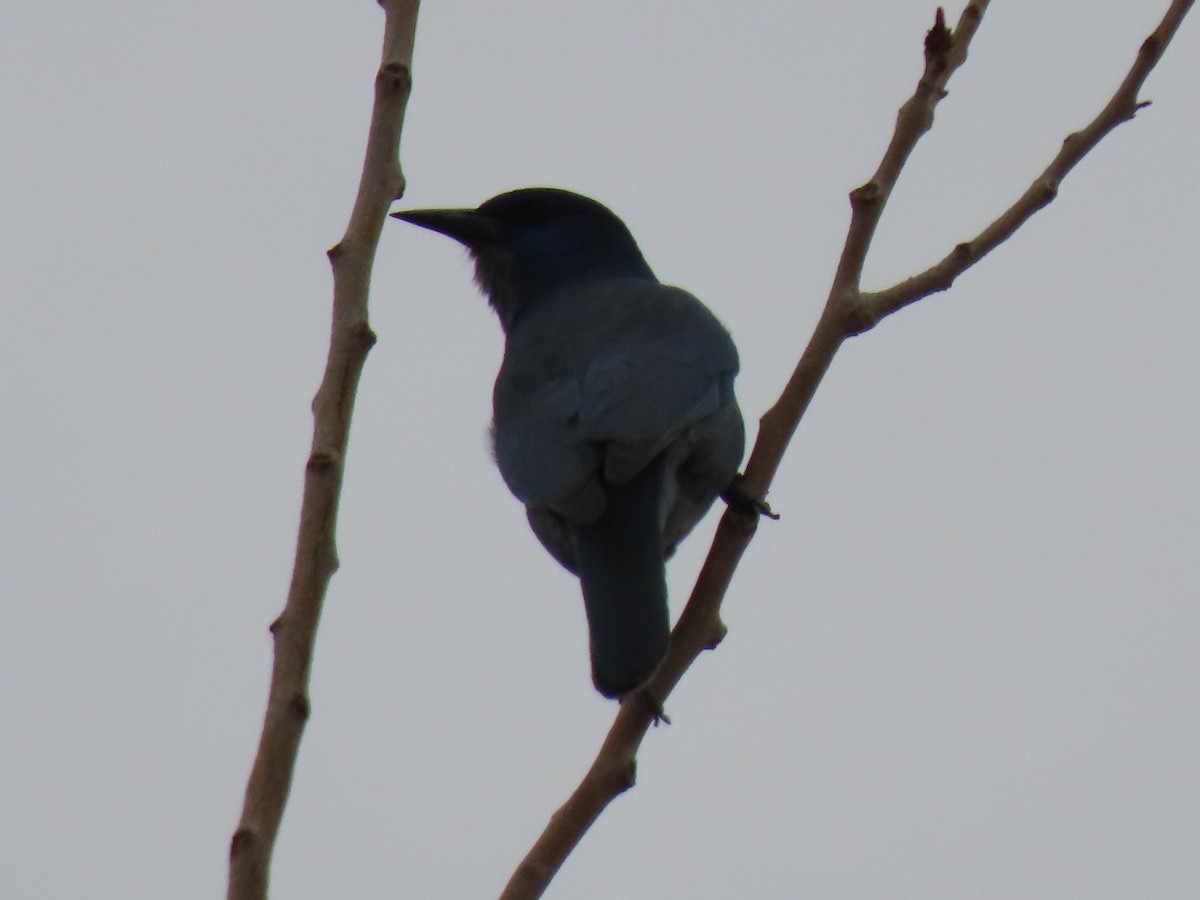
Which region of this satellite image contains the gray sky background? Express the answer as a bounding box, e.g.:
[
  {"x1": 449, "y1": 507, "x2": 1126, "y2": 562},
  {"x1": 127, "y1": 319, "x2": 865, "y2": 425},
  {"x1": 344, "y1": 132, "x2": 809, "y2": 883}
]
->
[{"x1": 3, "y1": 2, "x2": 1198, "y2": 897}]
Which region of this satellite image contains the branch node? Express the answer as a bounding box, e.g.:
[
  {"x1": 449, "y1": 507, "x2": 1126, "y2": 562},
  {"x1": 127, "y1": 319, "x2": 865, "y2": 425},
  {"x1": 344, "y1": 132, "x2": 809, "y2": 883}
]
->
[
  {"x1": 229, "y1": 827, "x2": 256, "y2": 860},
  {"x1": 287, "y1": 692, "x2": 311, "y2": 722},
  {"x1": 705, "y1": 621, "x2": 729, "y2": 652},
  {"x1": 837, "y1": 291, "x2": 881, "y2": 337},
  {"x1": 354, "y1": 321, "x2": 379, "y2": 350},
  {"x1": 307, "y1": 450, "x2": 340, "y2": 473},
  {"x1": 924, "y1": 8, "x2": 953, "y2": 66},
  {"x1": 913, "y1": 244, "x2": 970, "y2": 290},
  {"x1": 616, "y1": 757, "x2": 637, "y2": 793},
  {"x1": 377, "y1": 61, "x2": 412, "y2": 95},
  {"x1": 849, "y1": 181, "x2": 882, "y2": 210}
]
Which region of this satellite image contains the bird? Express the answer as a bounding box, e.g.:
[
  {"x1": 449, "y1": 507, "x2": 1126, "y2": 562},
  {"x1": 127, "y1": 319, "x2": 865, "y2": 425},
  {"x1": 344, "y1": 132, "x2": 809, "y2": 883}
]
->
[{"x1": 391, "y1": 188, "x2": 744, "y2": 697}]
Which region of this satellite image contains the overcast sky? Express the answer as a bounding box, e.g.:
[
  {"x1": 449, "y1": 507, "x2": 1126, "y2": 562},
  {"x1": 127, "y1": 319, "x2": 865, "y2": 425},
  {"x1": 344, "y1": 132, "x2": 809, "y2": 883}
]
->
[{"x1": 3, "y1": 2, "x2": 1198, "y2": 897}]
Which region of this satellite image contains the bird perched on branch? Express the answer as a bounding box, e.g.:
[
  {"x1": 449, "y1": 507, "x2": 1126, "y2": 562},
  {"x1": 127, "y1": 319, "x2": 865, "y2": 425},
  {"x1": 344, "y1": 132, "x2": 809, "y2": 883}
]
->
[{"x1": 392, "y1": 188, "x2": 744, "y2": 697}]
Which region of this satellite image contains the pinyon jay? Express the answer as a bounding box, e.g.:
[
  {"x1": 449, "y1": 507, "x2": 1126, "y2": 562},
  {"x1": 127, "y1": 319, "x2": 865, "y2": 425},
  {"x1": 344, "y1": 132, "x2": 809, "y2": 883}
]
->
[{"x1": 392, "y1": 188, "x2": 744, "y2": 697}]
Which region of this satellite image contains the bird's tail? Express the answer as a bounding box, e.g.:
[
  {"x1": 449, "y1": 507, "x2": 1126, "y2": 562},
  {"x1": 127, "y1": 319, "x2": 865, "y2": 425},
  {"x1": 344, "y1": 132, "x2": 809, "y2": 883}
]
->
[{"x1": 573, "y1": 458, "x2": 670, "y2": 698}]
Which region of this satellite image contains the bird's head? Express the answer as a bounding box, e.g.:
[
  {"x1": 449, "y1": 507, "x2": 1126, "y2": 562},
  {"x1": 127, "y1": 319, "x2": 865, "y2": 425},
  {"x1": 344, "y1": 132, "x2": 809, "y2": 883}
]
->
[{"x1": 391, "y1": 188, "x2": 656, "y2": 330}]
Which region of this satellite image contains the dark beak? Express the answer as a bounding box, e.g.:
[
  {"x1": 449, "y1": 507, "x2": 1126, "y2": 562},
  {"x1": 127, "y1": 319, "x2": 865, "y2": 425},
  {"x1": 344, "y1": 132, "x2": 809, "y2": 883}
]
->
[{"x1": 389, "y1": 208, "x2": 502, "y2": 247}]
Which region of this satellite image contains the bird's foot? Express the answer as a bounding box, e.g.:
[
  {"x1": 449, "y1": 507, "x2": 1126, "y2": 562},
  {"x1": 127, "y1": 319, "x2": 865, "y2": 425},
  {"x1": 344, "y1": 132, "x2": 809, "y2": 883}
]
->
[
  {"x1": 621, "y1": 686, "x2": 671, "y2": 725},
  {"x1": 721, "y1": 475, "x2": 780, "y2": 520}
]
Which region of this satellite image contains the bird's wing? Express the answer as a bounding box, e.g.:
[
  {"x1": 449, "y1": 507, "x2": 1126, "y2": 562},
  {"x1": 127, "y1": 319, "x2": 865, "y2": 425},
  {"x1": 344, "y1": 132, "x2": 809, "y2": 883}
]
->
[
  {"x1": 491, "y1": 377, "x2": 606, "y2": 524},
  {"x1": 493, "y1": 279, "x2": 737, "y2": 518},
  {"x1": 574, "y1": 284, "x2": 737, "y2": 482}
]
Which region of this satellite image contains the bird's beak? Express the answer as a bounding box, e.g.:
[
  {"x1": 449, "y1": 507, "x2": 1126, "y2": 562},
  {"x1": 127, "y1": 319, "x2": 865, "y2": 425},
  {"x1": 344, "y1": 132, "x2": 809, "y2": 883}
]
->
[{"x1": 389, "y1": 208, "x2": 502, "y2": 246}]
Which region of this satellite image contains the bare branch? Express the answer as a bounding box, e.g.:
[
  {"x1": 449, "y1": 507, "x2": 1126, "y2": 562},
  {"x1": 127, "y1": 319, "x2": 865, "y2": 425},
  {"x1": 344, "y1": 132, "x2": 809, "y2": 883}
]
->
[
  {"x1": 745, "y1": 0, "x2": 989, "y2": 498},
  {"x1": 863, "y1": 0, "x2": 1196, "y2": 321},
  {"x1": 225, "y1": 3, "x2": 420, "y2": 899}
]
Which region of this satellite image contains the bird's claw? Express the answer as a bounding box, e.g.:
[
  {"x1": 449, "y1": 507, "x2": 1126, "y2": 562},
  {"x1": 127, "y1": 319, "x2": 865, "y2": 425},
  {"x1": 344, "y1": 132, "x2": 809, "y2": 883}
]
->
[
  {"x1": 721, "y1": 475, "x2": 780, "y2": 520},
  {"x1": 621, "y1": 686, "x2": 671, "y2": 725}
]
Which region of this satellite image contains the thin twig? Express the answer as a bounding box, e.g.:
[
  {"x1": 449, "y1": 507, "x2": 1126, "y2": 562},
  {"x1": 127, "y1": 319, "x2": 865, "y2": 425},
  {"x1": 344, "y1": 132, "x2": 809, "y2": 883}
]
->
[
  {"x1": 226, "y1": 3, "x2": 420, "y2": 899},
  {"x1": 746, "y1": 0, "x2": 988, "y2": 496},
  {"x1": 501, "y1": 0, "x2": 1194, "y2": 895},
  {"x1": 862, "y1": 0, "x2": 1196, "y2": 321}
]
